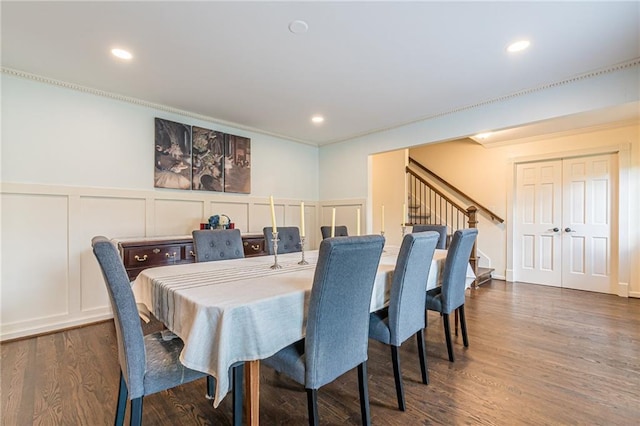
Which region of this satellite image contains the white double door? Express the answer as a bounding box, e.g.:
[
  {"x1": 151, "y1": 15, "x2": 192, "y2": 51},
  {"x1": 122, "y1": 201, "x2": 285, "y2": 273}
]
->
[{"x1": 514, "y1": 154, "x2": 617, "y2": 293}]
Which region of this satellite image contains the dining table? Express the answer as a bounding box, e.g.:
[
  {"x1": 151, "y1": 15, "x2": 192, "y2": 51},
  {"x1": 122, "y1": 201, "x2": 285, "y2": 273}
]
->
[{"x1": 132, "y1": 245, "x2": 475, "y2": 425}]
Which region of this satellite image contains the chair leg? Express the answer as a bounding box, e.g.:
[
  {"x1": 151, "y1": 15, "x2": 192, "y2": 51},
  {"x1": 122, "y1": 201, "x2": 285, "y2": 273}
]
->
[
  {"x1": 416, "y1": 329, "x2": 429, "y2": 385},
  {"x1": 454, "y1": 309, "x2": 459, "y2": 336},
  {"x1": 390, "y1": 346, "x2": 405, "y2": 411},
  {"x1": 206, "y1": 375, "x2": 215, "y2": 399},
  {"x1": 306, "y1": 388, "x2": 319, "y2": 426},
  {"x1": 443, "y1": 313, "x2": 455, "y2": 362},
  {"x1": 459, "y1": 305, "x2": 469, "y2": 347},
  {"x1": 232, "y1": 364, "x2": 244, "y2": 426},
  {"x1": 114, "y1": 371, "x2": 128, "y2": 426},
  {"x1": 130, "y1": 397, "x2": 143, "y2": 426},
  {"x1": 357, "y1": 362, "x2": 371, "y2": 426}
]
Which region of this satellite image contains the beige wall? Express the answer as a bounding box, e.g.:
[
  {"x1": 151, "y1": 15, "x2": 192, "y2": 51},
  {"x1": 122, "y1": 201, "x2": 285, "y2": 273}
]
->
[
  {"x1": 371, "y1": 150, "x2": 407, "y2": 246},
  {"x1": 410, "y1": 122, "x2": 639, "y2": 296}
]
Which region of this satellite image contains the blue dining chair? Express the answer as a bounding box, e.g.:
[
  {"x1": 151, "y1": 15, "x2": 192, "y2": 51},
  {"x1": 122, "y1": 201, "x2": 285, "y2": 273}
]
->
[
  {"x1": 263, "y1": 226, "x2": 301, "y2": 254},
  {"x1": 192, "y1": 229, "x2": 244, "y2": 262},
  {"x1": 91, "y1": 236, "x2": 243, "y2": 426},
  {"x1": 368, "y1": 231, "x2": 440, "y2": 411},
  {"x1": 320, "y1": 225, "x2": 349, "y2": 239},
  {"x1": 263, "y1": 235, "x2": 385, "y2": 426},
  {"x1": 192, "y1": 229, "x2": 244, "y2": 398},
  {"x1": 426, "y1": 228, "x2": 478, "y2": 362},
  {"x1": 412, "y1": 224, "x2": 448, "y2": 249}
]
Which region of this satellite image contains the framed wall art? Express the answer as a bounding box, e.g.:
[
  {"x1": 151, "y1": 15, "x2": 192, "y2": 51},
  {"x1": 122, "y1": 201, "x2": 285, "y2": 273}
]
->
[
  {"x1": 154, "y1": 118, "x2": 192, "y2": 190},
  {"x1": 154, "y1": 118, "x2": 251, "y2": 194},
  {"x1": 224, "y1": 133, "x2": 251, "y2": 194},
  {"x1": 192, "y1": 126, "x2": 225, "y2": 192}
]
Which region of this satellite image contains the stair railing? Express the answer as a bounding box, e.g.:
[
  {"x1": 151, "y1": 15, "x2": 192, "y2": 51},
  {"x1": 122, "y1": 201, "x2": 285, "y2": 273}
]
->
[
  {"x1": 407, "y1": 157, "x2": 505, "y2": 279},
  {"x1": 408, "y1": 157, "x2": 504, "y2": 223}
]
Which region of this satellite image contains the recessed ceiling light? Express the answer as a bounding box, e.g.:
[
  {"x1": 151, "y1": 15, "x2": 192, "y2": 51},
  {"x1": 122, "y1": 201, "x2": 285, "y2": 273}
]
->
[
  {"x1": 474, "y1": 132, "x2": 492, "y2": 140},
  {"x1": 111, "y1": 48, "x2": 133, "y2": 60},
  {"x1": 289, "y1": 20, "x2": 309, "y2": 34},
  {"x1": 311, "y1": 115, "x2": 324, "y2": 124},
  {"x1": 507, "y1": 40, "x2": 530, "y2": 53}
]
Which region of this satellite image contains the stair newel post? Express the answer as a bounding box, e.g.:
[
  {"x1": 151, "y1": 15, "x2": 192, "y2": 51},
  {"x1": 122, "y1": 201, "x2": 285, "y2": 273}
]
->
[{"x1": 466, "y1": 206, "x2": 479, "y2": 283}]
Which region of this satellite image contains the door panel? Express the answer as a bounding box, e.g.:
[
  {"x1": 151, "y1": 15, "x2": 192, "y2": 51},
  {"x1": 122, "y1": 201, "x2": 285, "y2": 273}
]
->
[
  {"x1": 561, "y1": 154, "x2": 614, "y2": 293},
  {"x1": 515, "y1": 154, "x2": 616, "y2": 293},
  {"x1": 514, "y1": 161, "x2": 562, "y2": 286}
]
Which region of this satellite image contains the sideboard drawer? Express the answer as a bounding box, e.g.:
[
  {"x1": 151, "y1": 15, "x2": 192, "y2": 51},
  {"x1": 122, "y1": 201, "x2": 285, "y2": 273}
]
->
[
  {"x1": 123, "y1": 244, "x2": 184, "y2": 267},
  {"x1": 184, "y1": 243, "x2": 196, "y2": 262},
  {"x1": 243, "y1": 236, "x2": 266, "y2": 257},
  {"x1": 117, "y1": 234, "x2": 266, "y2": 280}
]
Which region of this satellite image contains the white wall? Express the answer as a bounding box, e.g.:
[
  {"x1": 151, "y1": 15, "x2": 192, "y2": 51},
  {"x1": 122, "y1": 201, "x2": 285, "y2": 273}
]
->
[
  {"x1": 0, "y1": 74, "x2": 321, "y2": 340},
  {"x1": 1, "y1": 74, "x2": 319, "y2": 198}
]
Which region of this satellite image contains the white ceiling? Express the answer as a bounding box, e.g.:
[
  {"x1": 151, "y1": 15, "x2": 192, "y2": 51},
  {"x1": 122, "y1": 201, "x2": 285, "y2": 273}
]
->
[{"x1": 2, "y1": 1, "x2": 639, "y2": 146}]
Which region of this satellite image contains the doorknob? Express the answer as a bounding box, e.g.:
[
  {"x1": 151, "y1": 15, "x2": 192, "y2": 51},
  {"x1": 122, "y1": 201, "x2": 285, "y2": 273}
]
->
[
  {"x1": 565, "y1": 227, "x2": 576, "y2": 233},
  {"x1": 548, "y1": 227, "x2": 560, "y2": 232}
]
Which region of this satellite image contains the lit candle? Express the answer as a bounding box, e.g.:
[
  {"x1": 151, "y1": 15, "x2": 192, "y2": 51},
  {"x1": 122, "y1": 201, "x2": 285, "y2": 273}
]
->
[
  {"x1": 356, "y1": 208, "x2": 361, "y2": 236},
  {"x1": 381, "y1": 205, "x2": 385, "y2": 233},
  {"x1": 331, "y1": 208, "x2": 336, "y2": 237},
  {"x1": 270, "y1": 195, "x2": 277, "y2": 233},
  {"x1": 300, "y1": 201, "x2": 305, "y2": 237},
  {"x1": 402, "y1": 203, "x2": 406, "y2": 226}
]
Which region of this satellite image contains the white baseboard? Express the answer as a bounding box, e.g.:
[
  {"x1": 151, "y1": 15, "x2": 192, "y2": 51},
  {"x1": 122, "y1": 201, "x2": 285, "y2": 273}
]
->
[
  {"x1": 505, "y1": 269, "x2": 514, "y2": 282},
  {"x1": 617, "y1": 282, "x2": 629, "y2": 297},
  {"x1": 1, "y1": 311, "x2": 112, "y2": 342}
]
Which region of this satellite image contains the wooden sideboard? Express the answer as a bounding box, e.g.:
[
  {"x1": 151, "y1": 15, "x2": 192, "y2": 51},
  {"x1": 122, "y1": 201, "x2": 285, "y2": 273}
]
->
[{"x1": 117, "y1": 234, "x2": 266, "y2": 281}]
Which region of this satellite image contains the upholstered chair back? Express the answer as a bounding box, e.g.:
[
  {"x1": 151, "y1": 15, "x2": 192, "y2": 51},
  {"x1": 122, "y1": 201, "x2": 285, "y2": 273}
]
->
[
  {"x1": 320, "y1": 225, "x2": 349, "y2": 239},
  {"x1": 412, "y1": 225, "x2": 448, "y2": 249},
  {"x1": 305, "y1": 235, "x2": 384, "y2": 389},
  {"x1": 387, "y1": 232, "x2": 440, "y2": 346},
  {"x1": 439, "y1": 229, "x2": 478, "y2": 313},
  {"x1": 91, "y1": 236, "x2": 147, "y2": 399},
  {"x1": 263, "y1": 226, "x2": 301, "y2": 255},
  {"x1": 192, "y1": 229, "x2": 244, "y2": 262}
]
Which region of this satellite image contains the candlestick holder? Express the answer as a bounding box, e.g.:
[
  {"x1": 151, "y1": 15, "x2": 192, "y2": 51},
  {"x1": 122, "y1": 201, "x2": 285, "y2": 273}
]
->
[
  {"x1": 270, "y1": 231, "x2": 282, "y2": 269},
  {"x1": 298, "y1": 236, "x2": 308, "y2": 265}
]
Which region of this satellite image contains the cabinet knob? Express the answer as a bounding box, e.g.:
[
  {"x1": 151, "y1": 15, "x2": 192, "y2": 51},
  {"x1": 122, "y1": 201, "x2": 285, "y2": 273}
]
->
[
  {"x1": 134, "y1": 254, "x2": 148, "y2": 262},
  {"x1": 251, "y1": 244, "x2": 261, "y2": 251}
]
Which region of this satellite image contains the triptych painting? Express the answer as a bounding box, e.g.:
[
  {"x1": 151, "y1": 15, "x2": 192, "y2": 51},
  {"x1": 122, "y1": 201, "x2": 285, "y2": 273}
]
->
[{"x1": 154, "y1": 118, "x2": 251, "y2": 194}]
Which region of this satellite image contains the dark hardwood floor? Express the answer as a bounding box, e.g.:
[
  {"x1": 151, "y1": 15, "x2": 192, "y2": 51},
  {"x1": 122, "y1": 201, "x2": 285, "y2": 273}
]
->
[{"x1": 2, "y1": 280, "x2": 639, "y2": 425}]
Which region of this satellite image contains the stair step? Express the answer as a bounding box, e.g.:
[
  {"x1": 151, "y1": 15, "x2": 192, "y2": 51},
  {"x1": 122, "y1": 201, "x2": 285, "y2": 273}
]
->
[{"x1": 474, "y1": 267, "x2": 493, "y2": 287}]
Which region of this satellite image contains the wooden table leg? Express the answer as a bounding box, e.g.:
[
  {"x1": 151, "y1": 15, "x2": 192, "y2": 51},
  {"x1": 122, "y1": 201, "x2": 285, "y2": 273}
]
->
[{"x1": 244, "y1": 360, "x2": 260, "y2": 426}]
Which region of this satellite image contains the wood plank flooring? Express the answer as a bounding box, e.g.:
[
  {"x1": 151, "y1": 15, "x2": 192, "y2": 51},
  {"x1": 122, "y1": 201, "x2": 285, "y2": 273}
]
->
[{"x1": 2, "y1": 280, "x2": 639, "y2": 425}]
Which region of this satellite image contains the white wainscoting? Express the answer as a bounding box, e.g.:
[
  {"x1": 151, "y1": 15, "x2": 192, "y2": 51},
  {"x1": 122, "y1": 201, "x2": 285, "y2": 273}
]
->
[{"x1": 1, "y1": 183, "x2": 366, "y2": 340}]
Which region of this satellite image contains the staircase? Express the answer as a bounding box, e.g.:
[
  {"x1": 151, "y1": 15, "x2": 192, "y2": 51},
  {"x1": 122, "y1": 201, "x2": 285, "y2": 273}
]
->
[
  {"x1": 407, "y1": 193, "x2": 430, "y2": 224},
  {"x1": 475, "y1": 267, "x2": 494, "y2": 287},
  {"x1": 406, "y1": 157, "x2": 505, "y2": 287}
]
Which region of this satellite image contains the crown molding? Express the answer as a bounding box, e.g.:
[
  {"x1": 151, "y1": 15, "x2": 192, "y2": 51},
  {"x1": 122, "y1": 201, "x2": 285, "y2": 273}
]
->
[
  {"x1": 320, "y1": 58, "x2": 640, "y2": 146},
  {"x1": 0, "y1": 67, "x2": 317, "y2": 147},
  {"x1": 3, "y1": 58, "x2": 639, "y2": 148}
]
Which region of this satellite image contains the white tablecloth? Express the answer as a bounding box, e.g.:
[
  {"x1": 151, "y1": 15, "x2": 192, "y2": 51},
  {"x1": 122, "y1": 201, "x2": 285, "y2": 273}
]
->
[{"x1": 132, "y1": 247, "x2": 474, "y2": 406}]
